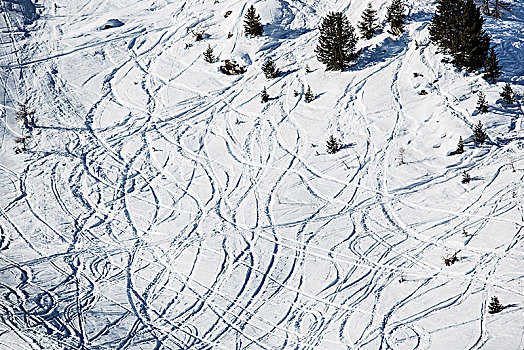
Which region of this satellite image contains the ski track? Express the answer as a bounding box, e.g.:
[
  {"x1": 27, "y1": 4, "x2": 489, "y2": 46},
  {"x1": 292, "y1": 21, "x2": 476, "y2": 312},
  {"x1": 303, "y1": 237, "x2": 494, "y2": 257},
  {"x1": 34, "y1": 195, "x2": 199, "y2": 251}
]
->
[{"x1": 0, "y1": 0, "x2": 523, "y2": 349}]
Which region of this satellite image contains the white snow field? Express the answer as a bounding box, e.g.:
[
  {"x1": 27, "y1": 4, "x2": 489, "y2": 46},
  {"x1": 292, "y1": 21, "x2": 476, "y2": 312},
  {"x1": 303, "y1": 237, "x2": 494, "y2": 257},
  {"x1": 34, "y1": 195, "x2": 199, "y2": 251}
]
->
[{"x1": 1, "y1": 0, "x2": 523, "y2": 348}]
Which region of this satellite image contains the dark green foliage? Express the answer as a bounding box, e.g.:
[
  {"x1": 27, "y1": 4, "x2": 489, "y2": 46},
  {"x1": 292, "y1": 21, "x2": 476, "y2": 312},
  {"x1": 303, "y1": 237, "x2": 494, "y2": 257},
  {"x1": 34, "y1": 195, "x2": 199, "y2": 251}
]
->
[
  {"x1": 358, "y1": 3, "x2": 379, "y2": 39},
  {"x1": 261, "y1": 87, "x2": 269, "y2": 103},
  {"x1": 488, "y1": 296, "x2": 503, "y2": 314},
  {"x1": 483, "y1": 47, "x2": 502, "y2": 83},
  {"x1": 315, "y1": 12, "x2": 358, "y2": 71},
  {"x1": 430, "y1": 0, "x2": 491, "y2": 71},
  {"x1": 304, "y1": 86, "x2": 314, "y2": 103},
  {"x1": 449, "y1": 136, "x2": 464, "y2": 155},
  {"x1": 262, "y1": 58, "x2": 280, "y2": 79},
  {"x1": 462, "y1": 171, "x2": 471, "y2": 183},
  {"x1": 386, "y1": 0, "x2": 406, "y2": 35},
  {"x1": 500, "y1": 83, "x2": 515, "y2": 104},
  {"x1": 326, "y1": 135, "x2": 340, "y2": 154},
  {"x1": 203, "y1": 45, "x2": 215, "y2": 63},
  {"x1": 244, "y1": 5, "x2": 263, "y2": 37},
  {"x1": 476, "y1": 92, "x2": 489, "y2": 113},
  {"x1": 473, "y1": 121, "x2": 487, "y2": 144},
  {"x1": 457, "y1": 136, "x2": 464, "y2": 153}
]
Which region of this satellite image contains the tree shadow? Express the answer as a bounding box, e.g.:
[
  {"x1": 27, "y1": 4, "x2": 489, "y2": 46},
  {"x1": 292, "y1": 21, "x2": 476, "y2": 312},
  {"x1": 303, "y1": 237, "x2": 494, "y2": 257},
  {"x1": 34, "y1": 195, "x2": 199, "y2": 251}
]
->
[{"x1": 349, "y1": 36, "x2": 407, "y2": 71}]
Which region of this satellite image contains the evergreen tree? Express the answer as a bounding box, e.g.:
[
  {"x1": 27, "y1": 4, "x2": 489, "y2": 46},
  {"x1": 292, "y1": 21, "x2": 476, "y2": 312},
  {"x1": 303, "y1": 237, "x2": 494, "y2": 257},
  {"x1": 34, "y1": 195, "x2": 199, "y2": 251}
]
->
[
  {"x1": 488, "y1": 296, "x2": 503, "y2": 314},
  {"x1": 315, "y1": 12, "x2": 358, "y2": 71},
  {"x1": 261, "y1": 86, "x2": 269, "y2": 103},
  {"x1": 386, "y1": 0, "x2": 406, "y2": 35},
  {"x1": 500, "y1": 83, "x2": 515, "y2": 104},
  {"x1": 326, "y1": 135, "x2": 340, "y2": 154},
  {"x1": 473, "y1": 121, "x2": 487, "y2": 144},
  {"x1": 429, "y1": 0, "x2": 463, "y2": 53},
  {"x1": 304, "y1": 86, "x2": 314, "y2": 103},
  {"x1": 456, "y1": 136, "x2": 464, "y2": 154},
  {"x1": 203, "y1": 45, "x2": 215, "y2": 63},
  {"x1": 462, "y1": 171, "x2": 471, "y2": 183},
  {"x1": 476, "y1": 91, "x2": 489, "y2": 113},
  {"x1": 262, "y1": 57, "x2": 280, "y2": 79},
  {"x1": 358, "y1": 3, "x2": 379, "y2": 39},
  {"x1": 244, "y1": 5, "x2": 263, "y2": 37},
  {"x1": 450, "y1": 0, "x2": 491, "y2": 71},
  {"x1": 430, "y1": 0, "x2": 491, "y2": 71},
  {"x1": 483, "y1": 47, "x2": 502, "y2": 83}
]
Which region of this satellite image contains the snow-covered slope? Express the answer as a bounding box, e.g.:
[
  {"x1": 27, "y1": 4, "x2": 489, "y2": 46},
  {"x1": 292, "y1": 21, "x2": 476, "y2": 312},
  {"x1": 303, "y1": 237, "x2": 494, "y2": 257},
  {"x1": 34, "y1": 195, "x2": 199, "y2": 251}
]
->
[{"x1": 0, "y1": 0, "x2": 523, "y2": 349}]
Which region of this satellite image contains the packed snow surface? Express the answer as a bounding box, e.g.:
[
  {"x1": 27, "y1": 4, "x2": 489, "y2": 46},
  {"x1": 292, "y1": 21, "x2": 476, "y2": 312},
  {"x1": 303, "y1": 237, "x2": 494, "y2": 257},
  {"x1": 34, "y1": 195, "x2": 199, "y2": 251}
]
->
[{"x1": 0, "y1": 0, "x2": 523, "y2": 349}]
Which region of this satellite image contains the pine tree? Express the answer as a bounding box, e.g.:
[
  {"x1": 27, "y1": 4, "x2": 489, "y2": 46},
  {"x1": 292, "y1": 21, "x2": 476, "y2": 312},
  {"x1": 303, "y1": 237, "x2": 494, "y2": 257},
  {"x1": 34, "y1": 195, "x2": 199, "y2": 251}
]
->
[
  {"x1": 326, "y1": 135, "x2": 340, "y2": 154},
  {"x1": 500, "y1": 83, "x2": 515, "y2": 104},
  {"x1": 462, "y1": 171, "x2": 471, "y2": 183},
  {"x1": 450, "y1": 0, "x2": 491, "y2": 71},
  {"x1": 262, "y1": 57, "x2": 280, "y2": 79},
  {"x1": 244, "y1": 5, "x2": 263, "y2": 37},
  {"x1": 476, "y1": 92, "x2": 489, "y2": 113},
  {"x1": 315, "y1": 12, "x2": 358, "y2": 71},
  {"x1": 304, "y1": 86, "x2": 314, "y2": 103},
  {"x1": 483, "y1": 47, "x2": 502, "y2": 83},
  {"x1": 456, "y1": 136, "x2": 464, "y2": 154},
  {"x1": 261, "y1": 86, "x2": 269, "y2": 103},
  {"x1": 386, "y1": 0, "x2": 406, "y2": 35},
  {"x1": 473, "y1": 121, "x2": 487, "y2": 144},
  {"x1": 203, "y1": 45, "x2": 215, "y2": 63},
  {"x1": 358, "y1": 3, "x2": 379, "y2": 39},
  {"x1": 488, "y1": 296, "x2": 503, "y2": 314},
  {"x1": 429, "y1": 0, "x2": 463, "y2": 53},
  {"x1": 430, "y1": 0, "x2": 491, "y2": 71}
]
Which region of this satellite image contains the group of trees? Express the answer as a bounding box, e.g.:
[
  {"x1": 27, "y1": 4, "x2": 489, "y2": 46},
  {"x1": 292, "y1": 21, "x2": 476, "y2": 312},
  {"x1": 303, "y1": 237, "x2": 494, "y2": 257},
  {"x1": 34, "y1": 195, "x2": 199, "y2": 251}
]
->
[
  {"x1": 429, "y1": 0, "x2": 502, "y2": 81},
  {"x1": 316, "y1": 1, "x2": 406, "y2": 71}
]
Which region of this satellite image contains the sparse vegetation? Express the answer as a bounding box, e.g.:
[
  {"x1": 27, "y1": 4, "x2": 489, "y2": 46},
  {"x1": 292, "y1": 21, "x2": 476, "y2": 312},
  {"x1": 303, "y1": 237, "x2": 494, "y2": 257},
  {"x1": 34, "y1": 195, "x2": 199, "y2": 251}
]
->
[
  {"x1": 488, "y1": 296, "x2": 503, "y2": 314},
  {"x1": 473, "y1": 121, "x2": 487, "y2": 144},
  {"x1": 326, "y1": 135, "x2": 340, "y2": 154},
  {"x1": 462, "y1": 171, "x2": 471, "y2": 184},
  {"x1": 262, "y1": 57, "x2": 280, "y2": 79},
  {"x1": 476, "y1": 91, "x2": 489, "y2": 113},
  {"x1": 500, "y1": 83, "x2": 515, "y2": 104},
  {"x1": 304, "y1": 86, "x2": 314, "y2": 103}
]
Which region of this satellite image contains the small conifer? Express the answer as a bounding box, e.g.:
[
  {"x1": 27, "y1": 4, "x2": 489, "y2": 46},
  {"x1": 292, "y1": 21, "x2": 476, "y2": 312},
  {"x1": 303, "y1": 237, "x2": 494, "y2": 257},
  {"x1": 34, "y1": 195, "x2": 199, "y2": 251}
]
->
[
  {"x1": 326, "y1": 135, "x2": 340, "y2": 154},
  {"x1": 483, "y1": 47, "x2": 502, "y2": 83},
  {"x1": 488, "y1": 296, "x2": 503, "y2": 314},
  {"x1": 456, "y1": 136, "x2": 464, "y2": 154},
  {"x1": 358, "y1": 3, "x2": 379, "y2": 39},
  {"x1": 473, "y1": 121, "x2": 487, "y2": 144},
  {"x1": 500, "y1": 83, "x2": 515, "y2": 104},
  {"x1": 203, "y1": 45, "x2": 215, "y2": 63},
  {"x1": 476, "y1": 92, "x2": 489, "y2": 114},
  {"x1": 244, "y1": 5, "x2": 263, "y2": 37},
  {"x1": 304, "y1": 86, "x2": 314, "y2": 103},
  {"x1": 261, "y1": 87, "x2": 269, "y2": 103},
  {"x1": 462, "y1": 171, "x2": 471, "y2": 184},
  {"x1": 262, "y1": 57, "x2": 280, "y2": 79}
]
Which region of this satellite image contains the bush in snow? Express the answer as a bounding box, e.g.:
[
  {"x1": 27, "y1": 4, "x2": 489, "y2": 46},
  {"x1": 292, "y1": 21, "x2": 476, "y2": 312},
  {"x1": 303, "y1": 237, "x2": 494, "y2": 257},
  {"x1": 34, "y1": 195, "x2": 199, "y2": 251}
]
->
[
  {"x1": 473, "y1": 121, "x2": 487, "y2": 144},
  {"x1": 14, "y1": 136, "x2": 31, "y2": 154},
  {"x1": 386, "y1": 0, "x2": 406, "y2": 35},
  {"x1": 326, "y1": 135, "x2": 340, "y2": 154},
  {"x1": 262, "y1": 58, "x2": 280, "y2": 79},
  {"x1": 500, "y1": 83, "x2": 515, "y2": 104},
  {"x1": 244, "y1": 5, "x2": 263, "y2": 37},
  {"x1": 203, "y1": 45, "x2": 215, "y2": 63},
  {"x1": 261, "y1": 86, "x2": 269, "y2": 103},
  {"x1": 449, "y1": 136, "x2": 464, "y2": 155},
  {"x1": 461, "y1": 171, "x2": 471, "y2": 184},
  {"x1": 315, "y1": 12, "x2": 358, "y2": 71},
  {"x1": 358, "y1": 3, "x2": 379, "y2": 39},
  {"x1": 304, "y1": 86, "x2": 314, "y2": 103},
  {"x1": 16, "y1": 100, "x2": 36, "y2": 130},
  {"x1": 488, "y1": 296, "x2": 503, "y2": 314},
  {"x1": 476, "y1": 91, "x2": 489, "y2": 114}
]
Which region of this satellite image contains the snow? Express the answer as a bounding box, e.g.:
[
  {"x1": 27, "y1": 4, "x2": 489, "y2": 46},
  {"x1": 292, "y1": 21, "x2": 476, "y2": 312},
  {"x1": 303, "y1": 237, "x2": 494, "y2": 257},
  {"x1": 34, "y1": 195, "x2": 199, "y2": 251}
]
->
[{"x1": 0, "y1": 0, "x2": 523, "y2": 349}]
